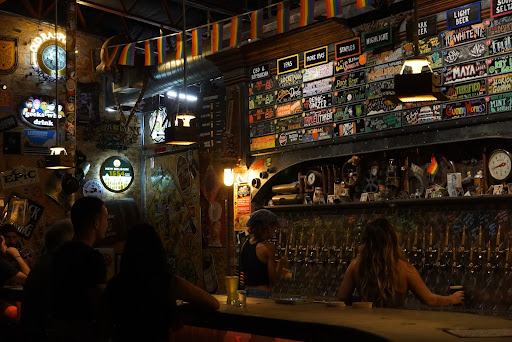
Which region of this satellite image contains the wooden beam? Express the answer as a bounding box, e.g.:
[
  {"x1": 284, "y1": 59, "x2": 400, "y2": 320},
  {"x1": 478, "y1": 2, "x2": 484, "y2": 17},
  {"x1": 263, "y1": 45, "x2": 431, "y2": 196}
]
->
[
  {"x1": 160, "y1": 0, "x2": 176, "y2": 27},
  {"x1": 128, "y1": 0, "x2": 140, "y2": 12},
  {"x1": 77, "y1": 4, "x2": 87, "y2": 29},
  {"x1": 119, "y1": 0, "x2": 127, "y2": 12},
  {"x1": 76, "y1": 0, "x2": 183, "y2": 33},
  {"x1": 38, "y1": 0, "x2": 43, "y2": 19},
  {"x1": 42, "y1": 2, "x2": 55, "y2": 18},
  {"x1": 169, "y1": 0, "x2": 237, "y2": 17},
  {"x1": 21, "y1": 0, "x2": 39, "y2": 19}
]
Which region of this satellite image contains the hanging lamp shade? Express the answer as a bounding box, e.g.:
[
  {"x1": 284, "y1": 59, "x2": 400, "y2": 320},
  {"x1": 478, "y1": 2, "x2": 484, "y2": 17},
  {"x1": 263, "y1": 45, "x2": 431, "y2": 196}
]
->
[{"x1": 165, "y1": 115, "x2": 198, "y2": 145}]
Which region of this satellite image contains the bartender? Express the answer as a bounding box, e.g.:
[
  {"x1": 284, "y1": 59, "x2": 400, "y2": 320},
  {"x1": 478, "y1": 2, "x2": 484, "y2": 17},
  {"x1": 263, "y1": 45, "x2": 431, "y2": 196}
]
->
[{"x1": 240, "y1": 209, "x2": 289, "y2": 299}]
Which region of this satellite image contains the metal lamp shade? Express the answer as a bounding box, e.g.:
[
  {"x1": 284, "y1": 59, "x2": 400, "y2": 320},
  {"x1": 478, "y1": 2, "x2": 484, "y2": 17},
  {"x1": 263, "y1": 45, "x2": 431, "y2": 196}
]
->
[
  {"x1": 393, "y1": 73, "x2": 447, "y2": 103},
  {"x1": 165, "y1": 119, "x2": 198, "y2": 145}
]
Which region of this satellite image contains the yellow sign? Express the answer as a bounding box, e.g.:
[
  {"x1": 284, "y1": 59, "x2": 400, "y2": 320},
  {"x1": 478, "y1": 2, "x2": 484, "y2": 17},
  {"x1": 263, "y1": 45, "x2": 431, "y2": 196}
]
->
[
  {"x1": 30, "y1": 31, "x2": 67, "y2": 78},
  {"x1": 0, "y1": 37, "x2": 18, "y2": 74}
]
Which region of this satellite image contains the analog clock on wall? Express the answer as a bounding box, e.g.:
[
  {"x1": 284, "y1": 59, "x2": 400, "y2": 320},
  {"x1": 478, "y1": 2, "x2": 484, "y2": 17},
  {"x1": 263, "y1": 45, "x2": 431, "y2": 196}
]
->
[
  {"x1": 36, "y1": 41, "x2": 66, "y2": 78},
  {"x1": 488, "y1": 149, "x2": 512, "y2": 181}
]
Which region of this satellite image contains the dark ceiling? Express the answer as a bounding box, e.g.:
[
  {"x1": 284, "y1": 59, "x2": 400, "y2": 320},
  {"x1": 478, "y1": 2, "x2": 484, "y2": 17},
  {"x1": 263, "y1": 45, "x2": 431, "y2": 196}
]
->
[{"x1": 0, "y1": 0, "x2": 303, "y2": 43}]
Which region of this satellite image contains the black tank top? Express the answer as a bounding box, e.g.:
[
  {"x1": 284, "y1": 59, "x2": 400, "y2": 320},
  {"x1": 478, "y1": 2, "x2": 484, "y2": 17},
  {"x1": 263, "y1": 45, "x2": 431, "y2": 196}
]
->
[{"x1": 240, "y1": 241, "x2": 269, "y2": 286}]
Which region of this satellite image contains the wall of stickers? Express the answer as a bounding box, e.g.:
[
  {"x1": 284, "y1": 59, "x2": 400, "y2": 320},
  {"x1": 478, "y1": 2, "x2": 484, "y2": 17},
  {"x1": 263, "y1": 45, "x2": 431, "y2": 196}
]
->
[{"x1": 248, "y1": 2, "x2": 512, "y2": 154}]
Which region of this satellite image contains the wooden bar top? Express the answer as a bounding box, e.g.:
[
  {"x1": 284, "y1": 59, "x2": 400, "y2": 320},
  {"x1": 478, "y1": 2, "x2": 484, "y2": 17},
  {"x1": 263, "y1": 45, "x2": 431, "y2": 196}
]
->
[{"x1": 179, "y1": 295, "x2": 512, "y2": 342}]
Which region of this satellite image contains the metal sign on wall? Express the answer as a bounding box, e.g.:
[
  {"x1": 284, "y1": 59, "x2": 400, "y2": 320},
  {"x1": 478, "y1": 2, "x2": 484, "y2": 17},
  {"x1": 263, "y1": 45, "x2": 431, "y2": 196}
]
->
[
  {"x1": 100, "y1": 156, "x2": 134, "y2": 193},
  {"x1": 0, "y1": 37, "x2": 18, "y2": 74}
]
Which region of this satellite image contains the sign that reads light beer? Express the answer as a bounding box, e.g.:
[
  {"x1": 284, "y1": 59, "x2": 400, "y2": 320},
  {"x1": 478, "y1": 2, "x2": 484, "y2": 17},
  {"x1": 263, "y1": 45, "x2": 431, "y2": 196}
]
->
[
  {"x1": 30, "y1": 31, "x2": 66, "y2": 78},
  {"x1": 19, "y1": 96, "x2": 64, "y2": 129},
  {"x1": 250, "y1": 64, "x2": 271, "y2": 81},
  {"x1": 446, "y1": 2, "x2": 481, "y2": 30},
  {"x1": 491, "y1": 0, "x2": 512, "y2": 17},
  {"x1": 363, "y1": 27, "x2": 393, "y2": 51},
  {"x1": 277, "y1": 54, "x2": 299, "y2": 75},
  {"x1": 100, "y1": 156, "x2": 134, "y2": 193},
  {"x1": 335, "y1": 38, "x2": 361, "y2": 60},
  {"x1": 304, "y1": 46, "x2": 328, "y2": 68}
]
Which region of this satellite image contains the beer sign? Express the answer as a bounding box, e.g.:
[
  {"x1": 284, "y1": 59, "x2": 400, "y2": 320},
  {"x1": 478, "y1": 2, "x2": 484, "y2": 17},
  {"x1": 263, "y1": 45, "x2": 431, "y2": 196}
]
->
[
  {"x1": 487, "y1": 56, "x2": 512, "y2": 75},
  {"x1": 276, "y1": 70, "x2": 303, "y2": 88},
  {"x1": 442, "y1": 98, "x2": 487, "y2": 119},
  {"x1": 487, "y1": 16, "x2": 512, "y2": 36},
  {"x1": 367, "y1": 80, "x2": 394, "y2": 99},
  {"x1": 335, "y1": 54, "x2": 367, "y2": 73},
  {"x1": 491, "y1": 0, "x2": 512, "y2": 18},
  {"x1": 303, "y1": 78, "x2": 333, "y2": 97},
  {"x1": 443, "y1": 42, "x2": 487, "y2": 65},
  {"x1": 304, "y1": 46, "x2": 328, "y2": 68},
  {"x1": 333, "y1": 71, "x2": 365, "y2": 90},
  {"x1": 365, "y1": 113, "x2": 402, "y2": 132},
  {"x1": 446, "y1": 2, "x2": 481, "y2": 30},
  {"x1": 442, "y1": 23, "x2": 486, "y2": 47},
  {"x1": 303, "y1": 93, "x2": 333, "y2": 111},
  {"x1": 417, "y1": 15, "x2": 438, "y2": 39},
  {"x1": 277, "y1": 54, "x2": 299, "y2": 75},
  {"x1": 249, "y1": 93, "x2": 275, "y2": 109},
  {"x1": 302, "y1": 124, "x2": 333, "y2": 143},
  {"x1": 303, "y1": 108, "x2": 334, "y2": 127},
  {"x1": 333, "y1": 86, "x2": 366, "y2": 105},
  {"x1": 303, "y1": 62, "x2": 333, "y2": 83},
  {"x1": 276, "y1": 100, "x2": 302, "y2": 117},
  {"x1": 403, "y1": 105, "x2": 442, "y2": 126},
  {"x1": 335, "y1": 38, "x2": 361, "y2": 60},
  {"x1": 276, "y1": 85, "x2": 302, "y2": 104},
  {"x1": 443, "y1": 60, "x2": 487, "y2": 84},
  {"x1": 250, "y1": 120, "x2": 275, "y2": 138},
  {"x1": 488, "y1": 35, "x2": 512, "y2": 55},
  {"x1": 250, "y1": 64, "x2": 271, "y2": 81},
  {"x1": 100, "y1": 156, "x2": 134, "y2": 193},
  {"x1": 277, "y1": 130, "x2": 302, "y2": 146},
  {"x1": 249, "y1": 107, "x2": 275, "y2": 123},
  {"x1": 363, "y1": 27, "x2": 393, "y2": 51},
  {"x1": 333, "y1": 103, "x2": 365, "y2": 121},
  {"x1": 367, "y1": 97, "x2": 403, "y2": 115},
  {"x1": 275, "y1": 114, "x2": 303, "y2": 132},
  {"x1": 367, "y1": 60, "x2": 403, "y2": 83},
  {"x1": 489, "y1": 92, "x2": 512, "y2": 113},
  {"x1": 488, "y1": 73, "x2": 512, "y2": 94},
  {"x1": 442, "y1": 79, "x2": 487, "y2": 100},
  {"x1": 1, "y1": 166, "x2": 39, "y2": 189},
  {"x1": 250, "y1": 135, "x2": 275, "y2": 151},
  {"x1": 334, "y1": 119, "x2": 365, "y2": 137},
  {"x1": 248, "y1": 78, "x2": 274, "y2": 95}
]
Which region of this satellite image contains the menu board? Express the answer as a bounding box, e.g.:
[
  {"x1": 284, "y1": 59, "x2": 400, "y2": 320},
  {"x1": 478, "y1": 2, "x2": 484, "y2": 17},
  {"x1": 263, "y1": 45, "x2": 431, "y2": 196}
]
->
[
  {"x1": 199, "y1": 87, "x2": 225, "y2": 152},
  {"x1": 245, "y1": 11, "x2": 512, "y2": 154}
]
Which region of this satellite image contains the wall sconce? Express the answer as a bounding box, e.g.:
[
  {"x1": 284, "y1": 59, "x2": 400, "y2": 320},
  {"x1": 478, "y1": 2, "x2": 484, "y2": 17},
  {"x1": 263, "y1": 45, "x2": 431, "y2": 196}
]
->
[
  {"x1": 224, "y1": 168, "x2": 234, "y2": 186},
  {"x1": 0, "y1": 84, "x2": 6, "y2": 90}
]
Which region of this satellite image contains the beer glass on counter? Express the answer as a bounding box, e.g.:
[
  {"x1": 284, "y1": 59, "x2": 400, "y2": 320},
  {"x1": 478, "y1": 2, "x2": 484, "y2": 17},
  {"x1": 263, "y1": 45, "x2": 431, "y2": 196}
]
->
[{"x1": 225, "y1": 276, "x2": 239, "y2": 305}]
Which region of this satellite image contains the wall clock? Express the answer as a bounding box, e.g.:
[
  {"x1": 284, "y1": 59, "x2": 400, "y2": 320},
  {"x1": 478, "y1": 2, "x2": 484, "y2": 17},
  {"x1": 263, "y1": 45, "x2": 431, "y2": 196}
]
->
[
  {"x1": 488, "y1": 149, "x2": 512, "y2": 181},
  {"x1": 37, "y1": 41, "x2": 66, "y2": 78}
]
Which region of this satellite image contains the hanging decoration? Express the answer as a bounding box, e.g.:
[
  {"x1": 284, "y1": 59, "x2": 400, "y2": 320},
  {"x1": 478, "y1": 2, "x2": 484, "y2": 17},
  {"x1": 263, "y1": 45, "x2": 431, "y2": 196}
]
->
[
  {"x1": 230, "y1": 16, "x2": 242, "y2": 47},
  {"x1": 211, "y1": 22, "x2": 223, "y2": 53},
  {"x1": 300, "y1": 0, "x2": 315, "y2": 27},
  {"x1": 191, "y1": 28, "x2": 202, "y2": 57},
  {"x1": 326, "y1": 0, "x2": 342, "y2": 18},
  {"x1": 277, "y1": 2, "x2": 290, "y2": 33},
  {"x1": 144, "y1": 40, "x2": 155, "y2": 66},
  {"x1": 176, "y1": 33, "x2": 184, "y2": 59},
  {"x1": 118, "y1": 43, "x2": 136, "y2": 66},
  {"x1": 250, "y1": 9, "x2": 263, "y2": 40},
  {"x1": 157, "y1": 37, "x2": 166, "y2": 64},
  {"x1": 356, "y1": 0, "x2": 372, "y2": 9}
]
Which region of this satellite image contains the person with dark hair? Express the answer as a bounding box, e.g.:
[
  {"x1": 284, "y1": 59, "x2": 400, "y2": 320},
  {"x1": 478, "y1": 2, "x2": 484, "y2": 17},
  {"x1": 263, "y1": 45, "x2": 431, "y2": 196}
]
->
[
  {"x1": 49, "y1": 197, "x2": 109, "y2": 341},
  {"x1": 337, "y1": 218, "x2": 464, "y2": 307},
  {"x1": 101, "y1": 223, "x2": 219, "y2": 342},
  {"x1": 239, "y1": 209, "x2": 289, "y2": 299},
  {"x1": 0, "y1": 224, "x2": 22, "y2": 250},
  {"x1": 21, "y1": 219, "x2": 74, "y2": 342},
  {"x1": 0, "y1": 234, "x2": 30, "y2": 286}
]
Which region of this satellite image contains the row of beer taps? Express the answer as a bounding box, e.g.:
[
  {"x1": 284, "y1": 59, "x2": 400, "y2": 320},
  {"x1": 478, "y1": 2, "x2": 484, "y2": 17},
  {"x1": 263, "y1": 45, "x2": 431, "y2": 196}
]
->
[{"x1": 275, "y1": 225, "x2": 512, "y2": 273}]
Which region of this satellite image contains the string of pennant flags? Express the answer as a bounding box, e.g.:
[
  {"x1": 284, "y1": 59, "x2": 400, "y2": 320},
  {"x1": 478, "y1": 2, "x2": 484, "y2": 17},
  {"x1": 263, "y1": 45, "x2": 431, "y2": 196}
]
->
[{"x1": 91, "y1": 0, "x2": 372, "y2": 71}]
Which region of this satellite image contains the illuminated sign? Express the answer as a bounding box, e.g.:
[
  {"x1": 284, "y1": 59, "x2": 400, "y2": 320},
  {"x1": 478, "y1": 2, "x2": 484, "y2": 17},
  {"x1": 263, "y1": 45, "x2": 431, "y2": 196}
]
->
[
  {"x1": 149, "y1": 107, "x2": 167, "y2": 143},
  {"x1": 30, "y1": 31, "x2": 66, "y2": 78},
  {"x1": 100, "y1": 156, "x2": 134, "y2": 193},
  {"x1": 19, "y1": 96, "x2": 64, "y2": 129}
]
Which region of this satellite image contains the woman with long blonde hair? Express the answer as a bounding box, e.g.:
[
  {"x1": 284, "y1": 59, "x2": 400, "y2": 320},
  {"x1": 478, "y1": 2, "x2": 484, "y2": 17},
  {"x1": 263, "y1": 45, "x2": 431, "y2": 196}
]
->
[{"x1": 338, "y1": 218, "x2": 463, "y2": 307}]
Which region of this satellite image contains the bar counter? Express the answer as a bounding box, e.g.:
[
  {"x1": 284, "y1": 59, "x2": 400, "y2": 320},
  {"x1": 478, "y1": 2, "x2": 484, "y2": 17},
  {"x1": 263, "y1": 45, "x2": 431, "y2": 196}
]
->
[{"x1": 177, "y1": 295, "x2": 512, "y2": 342}]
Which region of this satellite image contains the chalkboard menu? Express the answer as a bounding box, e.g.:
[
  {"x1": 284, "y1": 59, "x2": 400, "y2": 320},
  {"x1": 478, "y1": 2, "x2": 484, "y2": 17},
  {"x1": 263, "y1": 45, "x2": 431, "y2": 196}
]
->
[
  {"x1": 199, "y1": 87, "x2": 225, "y2": 152},
  {"x1": 246, "y1": 10, "x2": 512, "y2": 154}
]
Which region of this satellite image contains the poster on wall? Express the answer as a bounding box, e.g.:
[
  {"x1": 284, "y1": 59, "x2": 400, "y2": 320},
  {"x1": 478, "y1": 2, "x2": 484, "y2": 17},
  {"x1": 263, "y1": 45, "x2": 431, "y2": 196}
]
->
[
  {"x1": 0, "y1": 37, "x2": 18, "y2": 74},
  {"x1": 234, "y1": 183, "x2": 251, "y2": 231},
  {"x1": 23, "y1": 129, "x2": 61, "y2": 155},
  {"x1": 0, "y1": 192, "x2": 44, "y2": 240},
  {"x1": 100, "y1": 156, "x2": 134, "y2": 193},
  {"x1": 77, "y1": 82, "x2": 100, "y2": 124}
]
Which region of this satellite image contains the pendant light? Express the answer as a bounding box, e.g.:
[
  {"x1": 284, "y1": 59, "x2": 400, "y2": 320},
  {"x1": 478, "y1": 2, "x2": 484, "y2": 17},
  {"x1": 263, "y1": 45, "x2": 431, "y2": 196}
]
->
[
  {"x1": 46, "y1": 0, "x2": 72, "y2": 169},
  {"x1": 165, "y1": 0, "x2": 197, "y2": 145},
  {"x1": 392, "y1": 0, "x2": 447, "y2": 103}
]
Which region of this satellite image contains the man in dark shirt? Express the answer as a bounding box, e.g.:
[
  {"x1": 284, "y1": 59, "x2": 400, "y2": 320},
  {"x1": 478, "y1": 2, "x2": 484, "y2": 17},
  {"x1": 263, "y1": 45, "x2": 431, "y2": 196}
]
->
[{"x1": 50, "y1": 197, "x2": 109, "y2": 341}]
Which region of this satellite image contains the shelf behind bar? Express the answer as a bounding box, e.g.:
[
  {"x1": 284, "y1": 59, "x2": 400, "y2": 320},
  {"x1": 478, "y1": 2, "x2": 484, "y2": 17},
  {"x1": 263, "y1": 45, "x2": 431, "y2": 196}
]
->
[{"x1": 264, "y1": 195, "x2": 512, "y2": 211}]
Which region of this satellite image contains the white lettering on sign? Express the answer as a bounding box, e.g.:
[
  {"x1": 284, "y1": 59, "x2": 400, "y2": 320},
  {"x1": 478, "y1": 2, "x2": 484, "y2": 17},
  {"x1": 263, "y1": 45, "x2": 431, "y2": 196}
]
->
[
  {"x1": 495, "y1": 0, "x2": 512, "y2": 14},
  {"x1": 366, "y1": 32, "x2": 389, "y2": 45},
  {"x1": 30, "y1": 31, "x2": 66, "y2": 53}
]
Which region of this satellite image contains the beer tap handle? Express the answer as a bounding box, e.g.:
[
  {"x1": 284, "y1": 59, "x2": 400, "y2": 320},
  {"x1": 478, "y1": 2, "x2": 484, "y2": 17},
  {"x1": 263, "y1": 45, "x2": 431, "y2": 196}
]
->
[
  {"x1": 469, "y1": 242, "x2": 474, "y2": 263},
  {"x1": 422, "y1": 230, "x2": 426, "y2": 251},
  {"x1": 496, "y1": 225, "x2": 501, "y2": 248},
  {"x1": 487, "y1": 240, "x2": 491, "y2": 262},
  {"x1": 478, "y1": 225, "x2": 483, "y2": 249},
  {"x1": 461, "y1": 226, "x2": 466, "y2": 249},
  {"x1": 413, "y1": 227, "x2": 418, "y2": 247},
  {"x1": 429, "y1": 226, "x2": 433, "y2": 249},
  {"x1": 444, "y1": 226, "x2": 449, "y2": 248}
]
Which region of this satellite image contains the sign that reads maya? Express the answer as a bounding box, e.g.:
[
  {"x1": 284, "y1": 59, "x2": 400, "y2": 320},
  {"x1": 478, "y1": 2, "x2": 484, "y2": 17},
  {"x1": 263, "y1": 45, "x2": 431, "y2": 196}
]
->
[
  {"x1": 491, "y1": 0, "x2": 512, "y2": 18},
  {"x1": 363, "y1": 27, "x2": 393, "y2": 51},
  {"x1": 100, "y1": 156, "x2": 134, "y2": 193},
  {"x1": 446, "y1": 2, "x2": 481, "y2": 30},
  {"x1": 19, "y1": 96, "x2": 64, "y2": 129},
  {"x1": 30, "y1": 31, "x2": 66, "y2": 78}
]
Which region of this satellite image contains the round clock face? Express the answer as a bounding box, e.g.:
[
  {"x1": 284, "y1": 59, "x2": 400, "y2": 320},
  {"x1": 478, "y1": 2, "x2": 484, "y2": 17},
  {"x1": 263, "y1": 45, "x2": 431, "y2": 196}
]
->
[
  {"x1": 489, "y1": 149, "x2": 512, "y2": 181},
  {"x1": 307, "y1": 172, "x2": 316, "y2": 186},
  {"x1": 37, "y1": 41, "x2": 66, "y2": 77},
  {"x1": 83, "y1": 179, "x2": 104, "y2": 199}
]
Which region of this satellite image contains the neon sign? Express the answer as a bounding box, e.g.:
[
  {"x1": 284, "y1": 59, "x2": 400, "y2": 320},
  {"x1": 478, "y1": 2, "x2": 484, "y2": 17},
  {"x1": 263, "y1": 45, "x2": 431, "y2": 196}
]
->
[
  {"x1": 30, "y1": 31, "x2": 66, "y2": 78},
  {"x1": 19, "y1": 96, "x2": 64, "y2": 129}
]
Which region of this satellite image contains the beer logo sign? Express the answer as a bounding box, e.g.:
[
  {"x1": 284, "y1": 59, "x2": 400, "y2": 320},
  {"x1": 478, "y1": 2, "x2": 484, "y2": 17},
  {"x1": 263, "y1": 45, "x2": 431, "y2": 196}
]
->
[
  {"x1": 0, "y1": 37, "x2": 18, "y2": 74},
  {"x1": 443, "y1": 42, "x2": 487, "y2": 65},
  {"x1": 488, "y1": 35, "x2": 512, "y2": 55},
  {"x1": 303, "y1": 78, "x2": 333, "y2": 97},
  {"x1": 489, "y1": 92, "x2": 512, "y2": 113},
  {"x1": 249, "y1": 107, "x2": 274, "y2": 123},
  {"x1": 335, "y1": 54, "x2": 367, "y2": 74},
  {"x1": 442, "y1": 98, "x2": 487, "y2": 119},
  {"x1": 30, "y1": 31, "x2": 67, "y2": 79},
  {"x1": 488, "y1": 73, "x2": 512, "y2": 94},
  {"x1": 487, "y1": 16, "x2": 512, "y2": 36},
  {"x1": 303, "y1": 108, "x2": 334, "y2": 127},
  {"x1": 333, "y1": 71, "x2": 365, "y2": 90},
  {"x1": 442, "y1": 79, "x2": 487, "y2": 100},
  {"x1": 276, "y1": 70, "x2": 303, "y2": 88},
  {"x1": 487, "y1": 55, "x2": 512, "y2": 75},
  {"x1": 334, "y1": 103, "x2": 365, "y2": 122},
  {"x1": 303, "y1": 93, "x2": 333, "y2": 111},
  {"x1": 403, "y1": 105, "x2": 442, "y2": 126},
  {"x1": 275, "y1": 114, "x2": 302, "y2": 132},
  {"x1": 302, "y1": 125, "x2": 333, "y2": 143},
  {"x1": 333, "y1": 86, "x2": 366, "y2": 105},
  {"x1": 250, "y1": 120, "x2": 275, "y2": 138},
  {"x1": 442, "y1": 23, "x2": 486, "y2": 47},
  {"x1": 442, "y1": 60, "x2": 487, "y2": 84},
  {"x1": 249, "y1": 93, "x2": 275, "y2": 109}
]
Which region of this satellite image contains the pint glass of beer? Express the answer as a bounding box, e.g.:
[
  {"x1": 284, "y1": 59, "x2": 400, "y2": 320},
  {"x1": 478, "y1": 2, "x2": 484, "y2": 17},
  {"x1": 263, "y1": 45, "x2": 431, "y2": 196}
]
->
[{"x1": 225, "y1": 276, "x2": 239, "y2": 305}]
